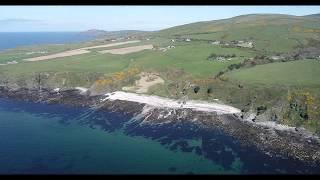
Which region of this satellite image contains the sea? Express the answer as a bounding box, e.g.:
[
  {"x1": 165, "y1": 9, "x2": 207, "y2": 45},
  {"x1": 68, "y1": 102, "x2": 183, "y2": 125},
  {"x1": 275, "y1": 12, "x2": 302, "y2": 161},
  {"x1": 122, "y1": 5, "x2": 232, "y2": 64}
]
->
[
  {"x1": 0, "y1": 98, "x2": 319, "y2": 174},
  {"x1": 0, "y1": 32, "x2": 97, "y2": 51}
]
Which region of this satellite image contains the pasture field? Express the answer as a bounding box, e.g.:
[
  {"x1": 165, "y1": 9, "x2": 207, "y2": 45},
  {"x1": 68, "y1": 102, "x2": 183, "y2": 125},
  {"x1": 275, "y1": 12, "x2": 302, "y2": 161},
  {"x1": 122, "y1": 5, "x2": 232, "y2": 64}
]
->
[
  {"x1": 0, "y1": 40, "x2": 101, "y2": 64},
  {"x1": 176, "y1": 25, "x2": 312, "y2": 54},
  {"x1": 0, "y1": 41, "x2": 253, "y2": 79},
  {"x1": 132, "y1": 43, "x2": 252, "y2": 78},
  {"x1": 98, "y1": 44, "x2": 154, "y2": 55},
  {"x1": 227, "y1": 59, "x2": 320, "y2": 87},
  {"x1": 0, "y1": 39, "x2": 145, "y2": 64},
  {"x1": 0, "y1": 52, "x2": 131, "y2": 76}
]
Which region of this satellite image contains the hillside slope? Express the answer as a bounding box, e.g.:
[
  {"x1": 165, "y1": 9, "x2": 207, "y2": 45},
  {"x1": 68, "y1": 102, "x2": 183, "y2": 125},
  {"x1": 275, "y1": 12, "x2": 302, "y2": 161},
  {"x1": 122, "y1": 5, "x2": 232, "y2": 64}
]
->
[{"x1": 156, "y1": 14, "x2": 320, "y2": 53}]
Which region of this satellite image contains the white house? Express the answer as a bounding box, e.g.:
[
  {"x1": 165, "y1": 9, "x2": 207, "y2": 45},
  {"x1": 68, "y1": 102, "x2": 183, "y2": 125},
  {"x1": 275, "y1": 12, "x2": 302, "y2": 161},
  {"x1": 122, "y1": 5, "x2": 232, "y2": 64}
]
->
[
  {"x1": 237, "y1": 41, "x2": 254, "y2": 48},
  {"x1": 211, "y1": 41, "x2": 220, "y2": 45},
  {"x1": 7, "y1": 61, "x2": 18, "y2": 64},
  {"x1": 270, "y1": 56, "x2": 284, "y2": 60}
]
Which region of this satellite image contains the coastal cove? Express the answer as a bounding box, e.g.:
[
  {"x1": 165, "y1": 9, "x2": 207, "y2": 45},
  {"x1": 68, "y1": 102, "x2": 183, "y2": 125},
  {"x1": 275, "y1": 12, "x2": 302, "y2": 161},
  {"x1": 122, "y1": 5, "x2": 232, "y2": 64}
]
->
[
  {"x1": 0, "y1": 88, "x2": 320, "y2": 174},
  {"x1": 1, "y1": 7, "x2": 320, "y2": 175}
]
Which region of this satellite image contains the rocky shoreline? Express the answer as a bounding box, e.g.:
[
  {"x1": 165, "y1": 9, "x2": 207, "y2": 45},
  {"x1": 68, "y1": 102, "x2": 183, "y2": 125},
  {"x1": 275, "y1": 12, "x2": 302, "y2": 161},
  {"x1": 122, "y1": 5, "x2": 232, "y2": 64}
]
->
[{"x1": 0, "y1": 85, "x2": 320, "y2": 168}]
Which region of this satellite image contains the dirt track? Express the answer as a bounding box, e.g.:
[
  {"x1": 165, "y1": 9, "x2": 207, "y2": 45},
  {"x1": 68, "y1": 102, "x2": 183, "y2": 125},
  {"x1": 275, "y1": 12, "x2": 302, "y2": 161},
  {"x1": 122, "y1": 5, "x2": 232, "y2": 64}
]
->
[
  {"x1": 80, "y1": 40, "x2": 140, "y2": 50},
  {"x1": 98, "y1": 44, "x2": 153, "y2": 55},
  {"x1": 23, "y1": 40, "x2": 141, "y2": 62},
  {"x1": 23, "y1": 49, "x2": 91, "y2": 62}
]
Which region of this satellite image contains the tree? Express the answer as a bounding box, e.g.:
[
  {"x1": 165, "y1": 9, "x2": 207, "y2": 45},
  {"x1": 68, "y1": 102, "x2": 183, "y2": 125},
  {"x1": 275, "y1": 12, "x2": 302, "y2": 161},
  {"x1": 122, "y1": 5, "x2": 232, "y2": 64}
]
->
[
  {"x1": 215, "y1": 71, "x2": 225, "y2": 79},
  {"x1": 33, "y1": 72, "x2": 44, "y2": 91},
  {"x1": 228, "y1": 64, "x2": 235, "y2": 71},
  {"x1": 207, "y1": 87, "x2": 213, "y2": 97},
  {"x1": 194, "y1": 86, "x2": 200, "y2": 94}
]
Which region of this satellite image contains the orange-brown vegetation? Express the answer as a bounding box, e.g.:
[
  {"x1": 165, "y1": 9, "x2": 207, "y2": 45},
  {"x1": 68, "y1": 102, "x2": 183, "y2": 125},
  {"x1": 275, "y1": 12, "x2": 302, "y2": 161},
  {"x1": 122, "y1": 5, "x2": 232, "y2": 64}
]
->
[{"x1": 94, "y1": 67, "x2": 140, "y2": 89}]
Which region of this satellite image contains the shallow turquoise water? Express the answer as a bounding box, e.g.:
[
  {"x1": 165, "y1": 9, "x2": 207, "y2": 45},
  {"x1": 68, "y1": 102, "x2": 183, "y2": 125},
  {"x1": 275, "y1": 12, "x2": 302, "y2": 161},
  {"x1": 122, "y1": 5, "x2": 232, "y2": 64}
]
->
[
  {"x1": 0, "y1": 98, "x2": 240, "y2": 174},
  {"x1": 0, "y1": 98, "x2": 319, "y2": 174}
]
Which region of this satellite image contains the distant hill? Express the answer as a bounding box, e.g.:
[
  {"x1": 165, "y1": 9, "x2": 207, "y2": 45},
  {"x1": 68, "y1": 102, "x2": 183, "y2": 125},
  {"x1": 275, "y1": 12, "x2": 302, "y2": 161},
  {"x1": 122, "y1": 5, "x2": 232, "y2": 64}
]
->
[
  {"x1": 80, "y1": 29, "x2": 108, "y2": 37},
  {"x1": 304, "y1": 13, "x2": 320, "y2": 18},
  {"x1": 100, "y1": 30, "x2": 152, "y2": 39},
  {"x1": 80, "y1": 13, "x2": 320, "y2": 53},
  {"x1": 155, "y1": 13, "x2": 320, "y2": 53},
  {"x1": 81, "y1": 29, "x2": 152, "y2": 39},
  {"x1": 156, "y1": 14, "x2": 314, "y2": 36}
]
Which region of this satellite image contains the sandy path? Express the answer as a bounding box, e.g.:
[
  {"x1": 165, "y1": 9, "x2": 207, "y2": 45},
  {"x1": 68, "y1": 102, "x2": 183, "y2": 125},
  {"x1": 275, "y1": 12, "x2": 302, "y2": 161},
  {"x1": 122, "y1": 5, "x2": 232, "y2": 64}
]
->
[
  {"x1": 24, "y1": 49, "x2": 91, "y2": 62},
  {"x1": 23, "y1": 40, "x2": 141, "y2": 62},
  {"x1": 80, "y1": 40, "x2": 140, "y2": 50},
  {"x1": 101, "y1": 91, "x2": 241, "y2": 115},
  {"x1": 98, "y1": 44, "x2": 153, "y2": 55}
]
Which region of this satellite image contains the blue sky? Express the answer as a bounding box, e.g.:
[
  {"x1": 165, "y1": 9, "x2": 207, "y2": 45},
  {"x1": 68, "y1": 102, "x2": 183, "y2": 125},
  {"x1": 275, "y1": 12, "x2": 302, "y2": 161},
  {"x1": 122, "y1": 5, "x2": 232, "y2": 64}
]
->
[{"x1": 0, "y1": 6, "x2": 319, "y2": 32}]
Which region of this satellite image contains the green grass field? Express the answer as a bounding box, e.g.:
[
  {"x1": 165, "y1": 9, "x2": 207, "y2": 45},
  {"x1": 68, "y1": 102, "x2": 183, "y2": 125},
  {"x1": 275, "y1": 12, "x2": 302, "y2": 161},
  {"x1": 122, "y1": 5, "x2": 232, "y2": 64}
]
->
[
  {"x1": 0, "y1": 41, "x2": 104, "y2": 64},
  {"x1": 0, "y1": 52, "x2": 131, "y2": 75},
  {"x1": 227, "y1": 59, "x2": 320, "y2": 87},
  {"x1": 0, "y1": 38, "x2": 157, "y2": 64},
  {"x1": 133, "y1": 43, "x2": 251, "y2": 77},
  {"x1": 0, "y1": 41, "x2": 253, "y2": 78}
]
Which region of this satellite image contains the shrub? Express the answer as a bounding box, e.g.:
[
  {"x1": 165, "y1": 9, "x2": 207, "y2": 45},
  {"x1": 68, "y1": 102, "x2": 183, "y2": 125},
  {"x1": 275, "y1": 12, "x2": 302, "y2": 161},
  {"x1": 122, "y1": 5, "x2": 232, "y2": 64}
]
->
[
  {"x1": 194, "y1": 86, "x2": 200, "y2": 93},
  {"x1": 257, "y1": 106, "x2": 267, "y2": 115},
  {"x1": 228, "y1": 64, "x2": 234, "y2": 71},
  {"x1": 219, "y1": 75, "x2": 229, "y2": 82},
  {"x1": 215, "y1": 71, "x2": 225, "y2": 78}
]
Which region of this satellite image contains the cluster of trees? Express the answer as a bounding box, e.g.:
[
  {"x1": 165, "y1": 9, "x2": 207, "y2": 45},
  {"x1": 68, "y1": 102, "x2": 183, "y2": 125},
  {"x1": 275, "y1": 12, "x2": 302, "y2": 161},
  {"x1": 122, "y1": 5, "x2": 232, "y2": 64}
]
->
[
  {"x1": 170, "y1": 81, "x2": 213, "y2": 100},
  {"x1": 216, "y1": 53, "x2": 301, "y2": 79},
  {"x1": 207, "y1": 53, "x2": 236, "y2": 61},
  {"x1": 227, "y1": 63, "x2": 243, "y2": 71}
]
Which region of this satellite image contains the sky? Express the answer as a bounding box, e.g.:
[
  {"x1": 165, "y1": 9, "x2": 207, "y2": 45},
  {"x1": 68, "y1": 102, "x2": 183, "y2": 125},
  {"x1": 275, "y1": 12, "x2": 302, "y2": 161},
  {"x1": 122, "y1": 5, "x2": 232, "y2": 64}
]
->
[{"x1": 0, "y1": 6, "x2": 319, "y2": 32}]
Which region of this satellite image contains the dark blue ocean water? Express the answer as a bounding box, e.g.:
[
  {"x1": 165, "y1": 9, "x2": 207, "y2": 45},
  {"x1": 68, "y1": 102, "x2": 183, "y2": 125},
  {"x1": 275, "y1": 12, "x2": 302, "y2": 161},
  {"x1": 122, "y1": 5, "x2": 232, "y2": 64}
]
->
[
  {"x1": 0, "y1": 32, "x2": 97, "y2": 51},
  {"x1": 0, "y1": 98, "x2": 319, "y2": 174}
]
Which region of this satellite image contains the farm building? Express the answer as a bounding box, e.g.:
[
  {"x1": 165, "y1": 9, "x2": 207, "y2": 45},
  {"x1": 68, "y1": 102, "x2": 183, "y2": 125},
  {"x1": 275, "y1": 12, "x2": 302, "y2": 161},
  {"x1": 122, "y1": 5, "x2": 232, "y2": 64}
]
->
[
  {"x1": 270, "y1": 56, "x2": 284, "y2": 60},
  {"x1": 211, "y1": 41, "x2": 220, "y2": 45},
  {"x1": 237, "y1": 41, "x2": 254, "y2": 48}
]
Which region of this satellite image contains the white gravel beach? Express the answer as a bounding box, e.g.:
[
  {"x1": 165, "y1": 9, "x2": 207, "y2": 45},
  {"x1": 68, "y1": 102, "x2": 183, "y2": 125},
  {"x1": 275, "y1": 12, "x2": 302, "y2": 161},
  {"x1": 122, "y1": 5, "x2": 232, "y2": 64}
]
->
[{"x1": 101, "y1": 91, "x2": 241, "y2": 115}]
